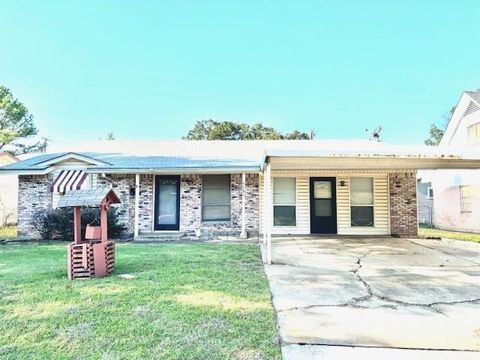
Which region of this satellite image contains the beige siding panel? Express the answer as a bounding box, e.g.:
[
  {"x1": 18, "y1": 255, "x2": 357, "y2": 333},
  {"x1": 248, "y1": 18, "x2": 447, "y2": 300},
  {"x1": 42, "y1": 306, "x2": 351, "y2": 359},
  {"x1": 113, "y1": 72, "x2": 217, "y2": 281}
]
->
[
  {"x1": 337, "y1": 174, "x2": 390, "y2": 235},
  {"x1": 260, "y1": 170, "x2": 391, "y2": 235},
  {"x1": 259, "y1": 173, "x2": 310, "y2": 234}
]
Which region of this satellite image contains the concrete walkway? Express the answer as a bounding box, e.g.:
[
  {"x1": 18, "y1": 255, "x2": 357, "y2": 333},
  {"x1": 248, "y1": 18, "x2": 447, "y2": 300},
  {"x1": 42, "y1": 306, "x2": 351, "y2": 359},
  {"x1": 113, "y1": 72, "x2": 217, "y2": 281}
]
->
[{"x1": 262, "y1": 237, "x2": 480, "y2": 359}]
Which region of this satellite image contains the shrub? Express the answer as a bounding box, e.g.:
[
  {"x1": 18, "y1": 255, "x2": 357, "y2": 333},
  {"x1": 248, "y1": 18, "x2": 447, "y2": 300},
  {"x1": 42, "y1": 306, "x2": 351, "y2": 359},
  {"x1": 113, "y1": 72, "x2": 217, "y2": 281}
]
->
[{"x1": 32, "y1": 207, "x2": 125, "y2": 241}]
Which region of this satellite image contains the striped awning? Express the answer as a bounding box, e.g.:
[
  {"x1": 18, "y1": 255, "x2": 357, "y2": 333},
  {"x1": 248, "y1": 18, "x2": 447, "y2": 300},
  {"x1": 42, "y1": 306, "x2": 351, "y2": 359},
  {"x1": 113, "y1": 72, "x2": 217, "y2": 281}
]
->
[{"x1": 50, "y1": 170, "x2": 88, "y2": 193}]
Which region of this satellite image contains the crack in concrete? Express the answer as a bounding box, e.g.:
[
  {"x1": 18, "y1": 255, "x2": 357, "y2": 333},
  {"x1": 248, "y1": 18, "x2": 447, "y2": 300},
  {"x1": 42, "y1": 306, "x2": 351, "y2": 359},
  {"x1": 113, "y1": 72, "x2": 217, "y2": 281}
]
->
[
  {"x1": 277, "y1": 251, "x2": 480, "y2": 315},
  {"x1": 406, "y1": 239, "x2": 480, "y2": 266}
]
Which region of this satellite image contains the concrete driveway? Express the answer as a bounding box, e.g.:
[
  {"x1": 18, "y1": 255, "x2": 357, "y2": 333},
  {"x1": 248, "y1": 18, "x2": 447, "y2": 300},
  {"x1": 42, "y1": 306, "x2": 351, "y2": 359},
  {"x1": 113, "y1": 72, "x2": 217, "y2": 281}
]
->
[{"x1": 263, "y1": 237, "x2": 480, "y2": 359}]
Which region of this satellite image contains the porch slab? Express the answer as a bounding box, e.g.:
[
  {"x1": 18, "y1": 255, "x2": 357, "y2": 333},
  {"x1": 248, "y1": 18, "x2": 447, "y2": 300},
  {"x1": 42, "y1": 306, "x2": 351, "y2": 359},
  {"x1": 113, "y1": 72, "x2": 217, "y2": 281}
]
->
[{"x1": 263, "y1": 236, "x2": 480, "y2": 354}]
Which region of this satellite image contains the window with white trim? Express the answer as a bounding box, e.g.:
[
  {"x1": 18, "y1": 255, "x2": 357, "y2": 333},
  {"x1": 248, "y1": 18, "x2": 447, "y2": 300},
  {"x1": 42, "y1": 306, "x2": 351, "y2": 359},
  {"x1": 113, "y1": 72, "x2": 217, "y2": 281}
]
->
[
  {"x1": 350, "y1": 177, "x2": 374, "y2": 227},
  {"x1": 273, "y1": 177, "x2": 296, "y2": 226},
  {"x1": 467, "y1": 123, "x2": 480, "y2": 145},
  {"x1": 427, "y1": 187, "x2": 433, "y2": 199},
  {"x1": 460, "y1": 185, "x2": 473, "y2": 213},
  {"x1": 202, "y1": 175, "x2": 231, "y2": 221}
]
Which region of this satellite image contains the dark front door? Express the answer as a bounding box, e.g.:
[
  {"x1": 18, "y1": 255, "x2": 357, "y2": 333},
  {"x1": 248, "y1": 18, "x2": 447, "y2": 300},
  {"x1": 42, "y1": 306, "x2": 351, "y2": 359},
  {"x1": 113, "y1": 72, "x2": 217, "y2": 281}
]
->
[
  {"x1": 154, "y1": 175, "x2": 180, "y2": 231},
  {"x1": 310, "y1": 177, "x2": 337, "y2": 234}
]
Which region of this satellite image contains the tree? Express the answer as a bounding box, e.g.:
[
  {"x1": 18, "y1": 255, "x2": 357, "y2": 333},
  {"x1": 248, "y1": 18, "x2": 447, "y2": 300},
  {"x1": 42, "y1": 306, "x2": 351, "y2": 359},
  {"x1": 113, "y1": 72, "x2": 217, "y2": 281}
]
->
[
  {"x1": 424, "y1": 106, "x2": 456, "y2": 146},
  {"x1": 184, "y1": 120, "x2": 313, "y2": 140},
  {"x1": 0, "y1": 86, "x2": 46, "y2": 154},
  {"x1": 105, "y1": 132, "x2": 115, "y2": 140},
  {"x1": 424, "y1": 124, "x2": 444, "y2": 146}
]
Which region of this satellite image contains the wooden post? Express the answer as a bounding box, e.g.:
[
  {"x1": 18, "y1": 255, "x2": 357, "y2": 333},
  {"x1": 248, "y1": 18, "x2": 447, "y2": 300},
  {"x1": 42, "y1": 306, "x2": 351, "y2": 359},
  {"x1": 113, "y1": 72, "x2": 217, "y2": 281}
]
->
[
  {"x1": 263, "y1": 171, "x2": 267, "y2": 245},
  {"x1": 266, "y1": 162, "x2": 272, "y2": 265},
  {"x1": 240, "y1": 173, "x2": 247, "y2": 239},
  {"x1": 134, "y1": 173, "x2": 140, "y2": 239},
  {"x1": 73, "y1": 206, "x2": 82, "y2": 244},
  {"x1": 100, "y1": 202, "x2": 108, "y2": 242}
]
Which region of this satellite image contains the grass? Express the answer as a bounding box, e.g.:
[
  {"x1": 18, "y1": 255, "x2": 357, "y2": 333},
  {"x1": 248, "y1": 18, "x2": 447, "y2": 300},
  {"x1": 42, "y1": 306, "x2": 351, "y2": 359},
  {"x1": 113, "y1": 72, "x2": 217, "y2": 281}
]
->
[
  {"x1": 0, "y1": 226, "x2": 16, "y2": 240},
  {"x1": 0, "y1": 243, "x2": 281, "y2": 360},
  {"x1": 419, "y1": 226, "x2": 480, "y2": 244}
]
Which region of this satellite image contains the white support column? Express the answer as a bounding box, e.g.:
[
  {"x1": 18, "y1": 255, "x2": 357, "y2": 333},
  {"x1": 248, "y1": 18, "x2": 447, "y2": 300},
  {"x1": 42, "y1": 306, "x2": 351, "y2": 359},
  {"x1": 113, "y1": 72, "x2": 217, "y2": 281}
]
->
[
  {"x1": 266, "y1": 162, "x2": 272, "y2": 264},
  {"x1": 240, "y1": 173, "x2": 247, "y2": 239},
  {"x1": 134, "y1": 173, "x2": 140, "y2": 240},
  {"x1": 263, "y1": 170, "x2": 268, "y2": 245}
]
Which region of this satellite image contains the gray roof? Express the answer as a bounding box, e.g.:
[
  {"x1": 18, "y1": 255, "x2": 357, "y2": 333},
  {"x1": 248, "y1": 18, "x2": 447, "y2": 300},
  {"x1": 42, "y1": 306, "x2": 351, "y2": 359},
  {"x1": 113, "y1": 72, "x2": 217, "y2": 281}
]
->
[
  {"x1": 0, "y1": 151, "x2": 262, "y2": 172},
  {"x1": 466, "y1": 91, "x2": 480, "y2": 105},
  {"x1": 1, "y1": 140, "x2": 480, "y2": 174},
  {"x1": 58, "y1": 188, "x2": 120, "y2": 207}
]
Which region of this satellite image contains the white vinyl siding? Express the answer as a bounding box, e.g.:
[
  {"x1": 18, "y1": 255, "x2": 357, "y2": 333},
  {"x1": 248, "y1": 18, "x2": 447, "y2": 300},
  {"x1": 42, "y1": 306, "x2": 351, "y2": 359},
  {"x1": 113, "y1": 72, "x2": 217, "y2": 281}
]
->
[{"x1": 260, "y1": 170, "x2": 390, "y2": 235}]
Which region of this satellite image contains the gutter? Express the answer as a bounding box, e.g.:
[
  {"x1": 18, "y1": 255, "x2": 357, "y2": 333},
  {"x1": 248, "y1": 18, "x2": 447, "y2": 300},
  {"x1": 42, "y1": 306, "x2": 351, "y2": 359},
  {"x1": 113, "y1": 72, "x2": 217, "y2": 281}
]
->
[
  {"x1": 0, "y1": 168, "x2": 54, "y2": 175},
  {"x1": 85, "y1": 166, "x2": 262, "y2": 175}
]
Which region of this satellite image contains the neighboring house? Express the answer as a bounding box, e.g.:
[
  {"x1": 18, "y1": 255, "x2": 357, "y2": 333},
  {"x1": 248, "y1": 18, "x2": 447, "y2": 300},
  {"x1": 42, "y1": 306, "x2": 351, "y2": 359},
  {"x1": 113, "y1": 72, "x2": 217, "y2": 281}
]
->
[
  {"x1": 430, "y1": 90, "x2": 480, "y2": 232},
  {"x1": 417, "y1": 178, "x2": 433, "y2": 225},
  {"x1": 0, "y1": 152, "x2": 19, "y2": 226},
  {"x1": 0, "y1": 140, "x2": 479, "y2": 240}
]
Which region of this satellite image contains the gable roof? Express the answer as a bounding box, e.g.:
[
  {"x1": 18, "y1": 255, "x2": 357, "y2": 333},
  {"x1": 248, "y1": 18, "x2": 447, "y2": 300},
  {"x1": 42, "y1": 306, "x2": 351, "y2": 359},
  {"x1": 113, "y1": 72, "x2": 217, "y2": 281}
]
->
[
  {"x1": 465, "y1": 91, "x2": 480, "y2": 106},
  {"x1": 440, "y1": 91, "x2": 480, "y2": 146},
  {"x1": 58, "y1": 188, "x2": 121, "y2": 207}
]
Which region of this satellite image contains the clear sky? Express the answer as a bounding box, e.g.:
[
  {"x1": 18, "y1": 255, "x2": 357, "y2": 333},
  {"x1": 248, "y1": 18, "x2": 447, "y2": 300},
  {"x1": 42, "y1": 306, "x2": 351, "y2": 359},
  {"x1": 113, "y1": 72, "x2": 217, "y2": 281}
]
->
[{"x1": 1, "y1": 1, "x2": 479, "y2": 147}]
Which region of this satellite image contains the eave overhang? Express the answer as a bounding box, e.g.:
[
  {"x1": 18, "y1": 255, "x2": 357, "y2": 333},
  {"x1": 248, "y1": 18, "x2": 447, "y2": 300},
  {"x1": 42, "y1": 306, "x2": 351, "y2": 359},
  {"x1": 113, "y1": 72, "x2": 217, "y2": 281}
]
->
[{"x1": 267, "y1": 156, "x2": 480, "y2": 170}]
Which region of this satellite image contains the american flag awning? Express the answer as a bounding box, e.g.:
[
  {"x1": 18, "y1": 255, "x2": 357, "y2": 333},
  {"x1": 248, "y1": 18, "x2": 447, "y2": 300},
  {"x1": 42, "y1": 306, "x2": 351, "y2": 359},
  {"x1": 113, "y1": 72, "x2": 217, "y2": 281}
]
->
[{"x1": 50, "y1": 170, "x2": 88, "y2": 193}]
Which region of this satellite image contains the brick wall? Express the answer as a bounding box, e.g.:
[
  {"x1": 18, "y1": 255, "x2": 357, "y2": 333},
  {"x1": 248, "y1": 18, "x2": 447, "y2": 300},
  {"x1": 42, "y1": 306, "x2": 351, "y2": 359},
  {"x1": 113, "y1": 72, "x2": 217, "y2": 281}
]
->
[
  {"x1": 389, "y1": 172, "x2": 418, "y2": 237},
  {"x1": 18, "y1": 175, "x2": 52, "y2": 237},
  {"x1": 96, "y1": 174, "x2": 136, "y2": 237},
  {"x1": 16, "y1": 172, "x2": 260, "y2": 239},
  {"x1": 179, "y1": 174, "x2": 259, "y2": 237},
  {"x1": 138, "y1": 174, "x2": 154, "y2": 232}
]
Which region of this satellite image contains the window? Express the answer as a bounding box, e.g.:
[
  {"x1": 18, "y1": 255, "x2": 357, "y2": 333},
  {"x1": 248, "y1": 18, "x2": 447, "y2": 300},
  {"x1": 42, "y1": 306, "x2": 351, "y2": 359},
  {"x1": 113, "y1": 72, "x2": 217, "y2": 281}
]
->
[
  {"x1": 427, "y1": 187, "x2": 433, "y2": 199},
  {"x1": 350, "y1": 177, "x2": 374, "y2": 227},
  {"x1": 273, "y1": 177, "x2": 296, "y2": 226},
  {"x1": 202, "y1": 175, "x2": 231, "y2": 221},
  {"x1": 467, "y1": 123, "x2": 480, "y2": 145},
  {"x1": 460, "y1": 185, "x2": 473, "y2": 213}
]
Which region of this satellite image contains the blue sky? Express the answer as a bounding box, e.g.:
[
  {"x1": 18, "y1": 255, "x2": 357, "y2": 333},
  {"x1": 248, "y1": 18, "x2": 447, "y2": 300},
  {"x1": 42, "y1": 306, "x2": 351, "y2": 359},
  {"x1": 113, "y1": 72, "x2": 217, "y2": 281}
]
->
[{"x1": 1, "y1": 1, "x2": 479, "y2": 147}]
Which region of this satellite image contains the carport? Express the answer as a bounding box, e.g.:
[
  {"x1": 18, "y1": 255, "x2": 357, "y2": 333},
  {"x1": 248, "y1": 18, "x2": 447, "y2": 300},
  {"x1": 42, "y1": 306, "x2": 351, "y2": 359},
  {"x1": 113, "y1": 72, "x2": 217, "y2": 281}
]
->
[
  {"x1": 259, "y1": 143, "x2": 480, "y2": 265},
  {"x1": 262, "y1": 236, "x2": 480, "y2": 358}
]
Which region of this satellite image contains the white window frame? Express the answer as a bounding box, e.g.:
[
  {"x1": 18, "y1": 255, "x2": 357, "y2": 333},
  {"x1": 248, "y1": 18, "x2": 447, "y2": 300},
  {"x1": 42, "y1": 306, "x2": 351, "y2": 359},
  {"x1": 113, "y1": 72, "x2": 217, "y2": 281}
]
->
[
  {"x1": 202, "y1": 174, "x2": 231, "y2": 222},
  {"x1": 459, "y1": 185, "x2": 472, "y2": 214},
  {"x1": 273, "y1": 177, "x2": 297, "y2": 227},
  {"x1": 349, "y1": 176, "x2": 375, "y2": 227}
]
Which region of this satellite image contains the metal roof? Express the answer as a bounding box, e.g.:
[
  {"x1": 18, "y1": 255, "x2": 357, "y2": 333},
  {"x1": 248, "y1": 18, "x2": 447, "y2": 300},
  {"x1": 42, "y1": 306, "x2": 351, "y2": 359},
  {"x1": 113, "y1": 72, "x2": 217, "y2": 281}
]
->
[
  {"x1": 57, "y1": 188, "x2": 121, "y2": 207},
  {"x1": 1, "y1": 140, "x2": 480, "y2": 174}
]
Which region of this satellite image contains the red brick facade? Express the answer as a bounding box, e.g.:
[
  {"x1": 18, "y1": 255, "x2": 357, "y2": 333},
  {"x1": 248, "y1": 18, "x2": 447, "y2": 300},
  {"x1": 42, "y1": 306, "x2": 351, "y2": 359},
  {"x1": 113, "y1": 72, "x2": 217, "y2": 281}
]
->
[{"x1": 389, "y1": 172, "x2": 418, "y2": 237}]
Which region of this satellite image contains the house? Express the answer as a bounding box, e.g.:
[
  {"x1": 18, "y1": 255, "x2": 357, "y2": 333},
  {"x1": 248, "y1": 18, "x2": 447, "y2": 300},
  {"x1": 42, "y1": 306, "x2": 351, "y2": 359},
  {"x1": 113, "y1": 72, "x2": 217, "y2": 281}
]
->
[
  {"x1": 428, "y1": 90, "x2": 480, "y2": 232},
  {"x1": 0, "y1": 152, "x2": 19, "y2": 226},
  {"x1": 1, "y1": 140, "x2": 479, "y2": 249}
]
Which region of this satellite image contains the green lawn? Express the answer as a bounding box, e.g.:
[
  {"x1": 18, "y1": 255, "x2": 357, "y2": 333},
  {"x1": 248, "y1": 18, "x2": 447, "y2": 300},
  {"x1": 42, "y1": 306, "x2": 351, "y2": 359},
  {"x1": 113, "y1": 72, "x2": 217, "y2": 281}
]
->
[
  {"x1": 419, "y1": 227, "x2": 480, "y2": 244},
  {"x1": 0, "y1": 226, "x2": 16, "y2": 240},
  {"x1": 0, "y1": 243, "x2": 280, "y2": 360}
]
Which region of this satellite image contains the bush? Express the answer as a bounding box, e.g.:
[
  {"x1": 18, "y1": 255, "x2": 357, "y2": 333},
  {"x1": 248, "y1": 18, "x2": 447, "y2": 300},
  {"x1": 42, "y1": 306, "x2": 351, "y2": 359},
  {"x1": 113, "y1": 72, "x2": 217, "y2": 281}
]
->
[{"x1": 32, "y1": 207, "x2": 125, "y2": 241}]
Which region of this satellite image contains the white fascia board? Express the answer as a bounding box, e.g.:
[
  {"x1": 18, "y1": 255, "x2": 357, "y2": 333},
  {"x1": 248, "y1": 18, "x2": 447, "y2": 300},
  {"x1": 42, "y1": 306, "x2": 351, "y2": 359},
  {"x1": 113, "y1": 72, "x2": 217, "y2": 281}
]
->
[
  {"x1": 35, "y1": 152, "x2": 110, "y2": 167},
  {"x1": 85, "y1": 166, "x2": 261, "y2": 174},
  {"x1": 0, "y1": 168, "x2": 55, "y2": 175},
  {"x1": 439, "y1": 93, "x2": 472, "y2": 147}
]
